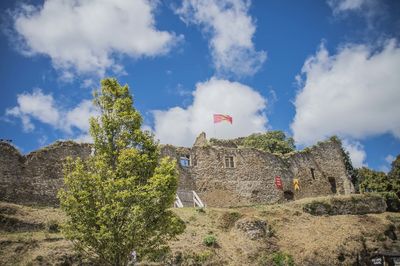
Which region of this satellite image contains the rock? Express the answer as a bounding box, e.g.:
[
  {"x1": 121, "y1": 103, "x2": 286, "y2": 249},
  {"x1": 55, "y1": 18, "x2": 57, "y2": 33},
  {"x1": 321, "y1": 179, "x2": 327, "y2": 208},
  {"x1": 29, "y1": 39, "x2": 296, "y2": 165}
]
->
[
  {"x1": 235, "y1": 217, "x2": 268, "y2": 240},
  {"x1": 193, "y1": 132, "x2": 208, "y2": 147},
  {"x1": 303, "y1": 194, "x2": 387, "y2": 216}
]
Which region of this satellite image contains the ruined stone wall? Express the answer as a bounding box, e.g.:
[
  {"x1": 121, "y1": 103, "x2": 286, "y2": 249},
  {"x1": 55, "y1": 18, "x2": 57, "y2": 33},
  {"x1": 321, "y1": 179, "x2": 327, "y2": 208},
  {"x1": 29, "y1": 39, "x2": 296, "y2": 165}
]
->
[
  {"x1": 161, "y1": 139, "x2": 353, "y2": 207},
  {"x1": 0, "y1": 137, "x2": 353, "y2": 208},
  {"x1": 285, "y1": 140, "x2": 353, "y2": 200},
  {"x1": 0, "y1": 141, "x2": 91, "y2": 206}
]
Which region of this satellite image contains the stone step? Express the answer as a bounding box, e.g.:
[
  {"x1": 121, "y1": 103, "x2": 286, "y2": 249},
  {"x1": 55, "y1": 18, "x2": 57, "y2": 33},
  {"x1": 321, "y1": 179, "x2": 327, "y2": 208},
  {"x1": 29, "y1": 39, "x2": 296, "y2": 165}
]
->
[{"x1": 177, "y1": 190, "x2": 194, "y2": 207}]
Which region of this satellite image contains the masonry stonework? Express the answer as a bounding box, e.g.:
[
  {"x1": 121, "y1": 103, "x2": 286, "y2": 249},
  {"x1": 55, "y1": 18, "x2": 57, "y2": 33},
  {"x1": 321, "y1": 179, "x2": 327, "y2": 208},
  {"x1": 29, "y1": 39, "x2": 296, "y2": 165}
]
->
[
  {"x1": 0, "y1": 133, "x2": 354, "y2": 207},
  {"x1": 161, "y1": 133, "x2": 354, "y2": 207},
  {"x1": 0, "y1": 141, "x2": 91, "y2": 206}
]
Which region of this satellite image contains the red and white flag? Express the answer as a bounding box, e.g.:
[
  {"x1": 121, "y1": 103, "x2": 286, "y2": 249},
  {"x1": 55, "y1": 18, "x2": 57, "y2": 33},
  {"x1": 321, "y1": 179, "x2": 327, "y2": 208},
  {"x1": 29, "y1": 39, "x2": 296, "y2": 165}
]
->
[{"x1": 213, "y1": 114, "x2": 233, "y2": 124}]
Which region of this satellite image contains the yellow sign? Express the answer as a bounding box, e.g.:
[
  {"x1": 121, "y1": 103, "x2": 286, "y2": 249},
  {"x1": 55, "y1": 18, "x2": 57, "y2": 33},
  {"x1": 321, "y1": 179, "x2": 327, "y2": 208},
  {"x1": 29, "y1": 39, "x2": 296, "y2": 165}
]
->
[{"x1": 293, "y1": 179, "x2": 300, "y2": 191}]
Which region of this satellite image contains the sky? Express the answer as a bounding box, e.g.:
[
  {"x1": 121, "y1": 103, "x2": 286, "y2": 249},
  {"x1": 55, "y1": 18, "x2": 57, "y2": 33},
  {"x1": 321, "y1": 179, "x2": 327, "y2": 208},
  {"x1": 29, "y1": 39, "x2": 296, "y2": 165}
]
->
[{"x1": 0, "y1": 0, "x2": 400, "y2": 172}]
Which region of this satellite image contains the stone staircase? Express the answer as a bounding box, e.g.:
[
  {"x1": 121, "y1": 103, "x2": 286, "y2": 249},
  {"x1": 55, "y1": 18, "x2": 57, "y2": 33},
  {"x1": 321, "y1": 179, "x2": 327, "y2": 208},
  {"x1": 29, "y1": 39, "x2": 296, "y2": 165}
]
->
[{"x1": 175, "y1": 190, "x2": 205, "y2": 208}]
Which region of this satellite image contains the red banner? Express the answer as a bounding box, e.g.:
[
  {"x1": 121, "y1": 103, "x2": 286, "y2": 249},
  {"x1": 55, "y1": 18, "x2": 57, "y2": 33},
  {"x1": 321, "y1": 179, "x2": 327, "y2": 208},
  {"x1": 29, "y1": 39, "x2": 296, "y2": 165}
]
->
[
  {"x1": 275, "y1": 176, "x2": 283, "y2": 190},
  {"x1": 213, "y1": 114, "x2": 233, "y2": 124}
]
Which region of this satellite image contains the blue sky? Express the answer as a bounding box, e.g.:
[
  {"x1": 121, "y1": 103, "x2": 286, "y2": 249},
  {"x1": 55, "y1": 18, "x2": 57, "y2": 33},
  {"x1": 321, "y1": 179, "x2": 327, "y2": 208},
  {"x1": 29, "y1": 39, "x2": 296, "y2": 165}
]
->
[{"x1": 1, "y1": 0, "x2": 400, "y2": 172}]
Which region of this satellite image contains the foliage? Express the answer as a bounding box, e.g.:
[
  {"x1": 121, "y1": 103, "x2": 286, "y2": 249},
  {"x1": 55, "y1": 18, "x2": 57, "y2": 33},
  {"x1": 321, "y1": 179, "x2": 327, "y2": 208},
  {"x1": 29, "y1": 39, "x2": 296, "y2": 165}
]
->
[
  {"x1": 167, "y1": 250, "x2": 215, "y2": 265},
  {"x1": 46, "y1": 220, "x2": 59, "y2": 233},
  {"x1": 218, "y1": 211, "x2": 242, "y2": 230},
  {"x1": 379, "y1": 192, "x2": 400, "y2": 212},
  {"x1": 358, "y1": 167, "x2": 390, "y2": 193},
  {"x1": 357, "y1": 167, "x2": 399, "y2": 194},
  {"x1": 388, "y1": 155, "x2": 400, "y2": 182},
  {"x1": 389, "y1": 155, "x2": 400, "y2": 177},
  {"x1": 258, "y1": 251, "x2": 294, "y2": 266},
  {"x1": 271, "y1": 252, "x2": 294, "y2": 266},
  {"x1": 203, "y1": 234, "x2": 217, "y2": 247},
  {"x1": 242, "y1": 131, "x2": 295, "y2": 155},
  {"x1": 58, "y1": 78, "x2": 185, "y2": 265},
  {"x1": 330, "y1": 136, "x2": 359, "y2": 191}
]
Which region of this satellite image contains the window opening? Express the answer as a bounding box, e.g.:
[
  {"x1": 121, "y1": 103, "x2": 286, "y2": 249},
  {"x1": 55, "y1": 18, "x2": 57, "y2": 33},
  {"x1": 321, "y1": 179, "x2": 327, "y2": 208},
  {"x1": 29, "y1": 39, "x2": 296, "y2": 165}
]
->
[
  {"x1": 310, "y1": 167, "x2": 315, "y2": 179},
  {"x1": 283, "y1": 191, "x2": 294, "y2": 201},
  {"x1": 180, "y1": 155, "x2": 190, "y2": 167},
  {"x1": 328, "y1": 177, "x2": 337, "y2": 193},
  {"x1": 225, "y1": 156, "x2": 234, "y2": 168}
]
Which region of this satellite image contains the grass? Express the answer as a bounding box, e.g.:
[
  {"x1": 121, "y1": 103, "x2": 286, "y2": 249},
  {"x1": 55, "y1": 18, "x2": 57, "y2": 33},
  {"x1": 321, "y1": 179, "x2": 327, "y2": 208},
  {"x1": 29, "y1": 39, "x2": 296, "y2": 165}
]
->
[{"x1": 1, "y1": 195, "x2": 400, "y2": 265}]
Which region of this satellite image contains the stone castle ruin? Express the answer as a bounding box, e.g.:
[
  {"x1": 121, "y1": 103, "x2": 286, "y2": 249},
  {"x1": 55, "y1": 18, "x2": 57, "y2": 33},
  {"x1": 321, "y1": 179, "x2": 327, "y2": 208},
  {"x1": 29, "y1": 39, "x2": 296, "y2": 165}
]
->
[{"x1": 0, "y1": 133, "x2": 354, "y2": 207}]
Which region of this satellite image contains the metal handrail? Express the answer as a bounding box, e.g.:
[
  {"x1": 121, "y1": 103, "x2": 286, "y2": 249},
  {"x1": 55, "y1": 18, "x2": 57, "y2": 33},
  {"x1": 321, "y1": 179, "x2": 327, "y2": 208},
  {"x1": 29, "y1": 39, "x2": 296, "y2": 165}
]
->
[
  {"x1": 192, "y1": 190, "x2": 205, "y2": 208},
  {"x1": 174, "y1": 194, "x2": 184, "y2": 208}
]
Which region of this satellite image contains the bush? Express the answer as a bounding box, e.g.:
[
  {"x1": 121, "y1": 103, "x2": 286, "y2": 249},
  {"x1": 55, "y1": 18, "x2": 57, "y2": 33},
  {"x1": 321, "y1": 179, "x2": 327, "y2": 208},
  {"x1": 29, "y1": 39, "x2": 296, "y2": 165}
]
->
[
  {"x1": 218, "y1": 211, "x2": 242, "y2": 230},
  {"x1": 46, "y1": 220, "x2": 59, "y2": 233},
  {"x1": 271, "y1": 252, "x2": 294, "y2": 266},
  {"x1": 258, "y1": 251, "x2": 294, "y2": 266},
  {"x1": 379, "y1": 192, "x2": 400, "y2": 212},
  {"x1": 203, "y1": 234, "x2": 217, "y2": 247},
  {"x1": 196, "y1": 207, "x2": 206, "y2": 214}
]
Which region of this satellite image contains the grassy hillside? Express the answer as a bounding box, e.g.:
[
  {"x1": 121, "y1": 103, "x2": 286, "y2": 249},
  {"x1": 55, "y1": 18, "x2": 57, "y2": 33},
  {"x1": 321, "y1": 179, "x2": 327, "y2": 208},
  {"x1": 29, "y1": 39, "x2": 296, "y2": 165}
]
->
[{"x1": 1, "y1": 195, "x2": 400, "y2": 265}]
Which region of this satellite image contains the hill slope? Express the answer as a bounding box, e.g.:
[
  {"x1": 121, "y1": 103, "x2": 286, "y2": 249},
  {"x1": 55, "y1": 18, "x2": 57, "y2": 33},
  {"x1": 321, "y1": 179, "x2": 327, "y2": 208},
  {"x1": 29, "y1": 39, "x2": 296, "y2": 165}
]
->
[{"x1": 1, "y1": 195, "x2": 400, "y2": 265}]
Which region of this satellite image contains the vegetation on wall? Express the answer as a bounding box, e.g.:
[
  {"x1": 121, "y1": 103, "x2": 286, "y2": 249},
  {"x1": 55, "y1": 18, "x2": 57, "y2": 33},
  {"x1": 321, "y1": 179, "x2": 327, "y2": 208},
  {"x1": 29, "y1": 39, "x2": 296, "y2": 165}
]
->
[
  {"x1": 58, "y1": 78, "x2": 185, "y2": 265},
  {"x1": 330, "y1": 136, "x2": 359, "y2": 190},
  {"x1": 241, "y1": 131, "x2": 296, "y2": 155}
]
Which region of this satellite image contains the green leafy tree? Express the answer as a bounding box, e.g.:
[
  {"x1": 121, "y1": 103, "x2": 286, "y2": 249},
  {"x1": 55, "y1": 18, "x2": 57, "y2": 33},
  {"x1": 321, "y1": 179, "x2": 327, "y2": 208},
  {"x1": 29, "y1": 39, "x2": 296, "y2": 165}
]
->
[
  {"x1": 388, "y1": 154, "x2": 400, "y2": 195},
  {"x1": 389, "y1": 155, "x2": 400, "y2": 180},
  {"x1": 242, "y1": 131, "x2": 295, "y2": 155},
  {"x1": 358, "y1": 167, "x2": 390, "y2": 193},
  {"x1": 58, "y1": 78, "x2": 185, "y2": 265}
]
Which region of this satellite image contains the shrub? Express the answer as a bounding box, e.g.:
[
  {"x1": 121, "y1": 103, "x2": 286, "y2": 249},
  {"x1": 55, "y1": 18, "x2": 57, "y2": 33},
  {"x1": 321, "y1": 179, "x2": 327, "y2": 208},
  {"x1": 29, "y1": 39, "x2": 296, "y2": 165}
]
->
[
  {"x1": 379, "y1": 192, "x2": 400, "y2": 212},
  {"x1": 271, "y1": 252, "x2": 294, "y2": 266},
  {"x1": 196, "y1": 207, "x2": 206, "y2": 214},
  {"x1": 203, "y1": 234, "x2": 217, "y2": 247},
  {"x1": 46, "y1": 220, "x2": 59, "y2": 233},
  {"x1": 303, "y1": 201, "x2": 332, "y2": 215},
  {"x1": 219, "y1": 211, "x2": 242, "y2": 230},
  {"x1": 257, "y1": 251, "x2": 294, "y2": 266}
]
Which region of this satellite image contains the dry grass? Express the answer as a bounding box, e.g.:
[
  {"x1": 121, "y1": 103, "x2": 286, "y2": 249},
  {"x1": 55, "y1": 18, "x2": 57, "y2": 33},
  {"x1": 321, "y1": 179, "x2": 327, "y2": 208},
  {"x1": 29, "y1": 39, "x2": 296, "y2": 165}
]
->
[{"x1": 1, "y1": 196, "x2": 400, "y2": 265}]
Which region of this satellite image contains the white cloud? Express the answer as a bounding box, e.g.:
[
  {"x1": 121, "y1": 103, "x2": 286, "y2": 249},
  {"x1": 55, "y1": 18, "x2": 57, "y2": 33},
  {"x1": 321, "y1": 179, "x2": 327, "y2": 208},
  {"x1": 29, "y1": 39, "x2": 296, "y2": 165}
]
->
[
  {"x1": 379, "y1": 154, "x2": 395, "y2": 173},
  {"x1": 291, "y1": 39, "x2": 400, "y2": 145},
  {"x1": 176, "y1": 0, "x2": 266, "y2": 77},
  {"x1": 6, "y1": 89, "x2": 98, "y2": 138},
  {"x1": 152, "y1": 78, "x2": 268, "y2": 146},
  {"x1": 65, "y1": 100, "x2": 97, "y2": 134},
  {"x1": 385, "y1": 154, "x2": 395, "y2": 164},
  {"x1": 342, "y1": 139, "x2": 367, "y2": 168},
  {"x1": 327, "y1": 0, "x2": 367, "y2": 13},
  {"x1": 326, "y1": 0, "x2": 382, "y2": 26},
  {"x1": 12, "y1": 0, "x2": 181, "y2": 76},
  {"x1": 6, "y1": 89, "x2": 59, "y2": 132}
]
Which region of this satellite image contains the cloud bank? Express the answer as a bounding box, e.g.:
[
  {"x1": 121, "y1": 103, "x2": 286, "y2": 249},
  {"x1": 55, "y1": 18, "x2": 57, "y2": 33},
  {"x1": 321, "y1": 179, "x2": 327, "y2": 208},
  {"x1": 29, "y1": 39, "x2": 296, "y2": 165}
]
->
[
  {"x1": 12, "y1": 0, "x2": 181, "y2": 76},
  {"x1": 6, "y1": 89, "x2": 98, "y2": 141},
  {"x1": 176, "y1": 0, "x2": 266, "y2": 77},
  {"x1": 291, "y1": 39, "x2": 400, "y2": 146},
  {"x1": 342, "y1": 139, "x2": 367, "y2": 168},
  {"x1": 153, "y1": 78, "x2": 268, "y2": 146}
]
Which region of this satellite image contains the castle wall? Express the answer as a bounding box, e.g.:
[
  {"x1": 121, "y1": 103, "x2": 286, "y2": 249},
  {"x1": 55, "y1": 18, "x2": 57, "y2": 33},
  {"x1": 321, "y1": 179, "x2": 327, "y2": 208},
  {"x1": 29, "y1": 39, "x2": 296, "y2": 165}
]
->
[
  {"x1": 0, "y1": 141, "x2": 91, "y2": 206},
  {"x1": 161, "y1": 139, "x2": 353, "y2": 207},
  {"x1": 0, "y1": 137, "x2": 353, "y2": 207}
]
